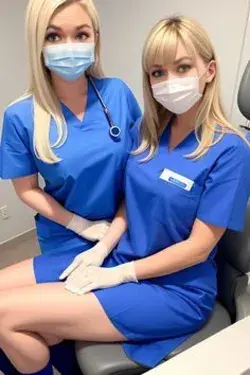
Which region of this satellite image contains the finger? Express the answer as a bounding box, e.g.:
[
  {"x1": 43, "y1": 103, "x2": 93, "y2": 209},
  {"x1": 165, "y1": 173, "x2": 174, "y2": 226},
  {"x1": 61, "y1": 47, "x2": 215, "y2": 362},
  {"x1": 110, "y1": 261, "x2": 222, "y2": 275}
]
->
[
  {"x1": 67, "y1": 279, "x2": 92, "y2": 294},
  {"x1": 65, "y1": 273, "x2": 90, "y2": 293},
  {"x1": 77, "y1": 282, "x2": 97, "y2": 295},
  {"x1": 59, "y1": 258, "x2": 81, "y2": 280},
  {"x1": 65, "y1": 264, "x2": 88, "y2": 285}
]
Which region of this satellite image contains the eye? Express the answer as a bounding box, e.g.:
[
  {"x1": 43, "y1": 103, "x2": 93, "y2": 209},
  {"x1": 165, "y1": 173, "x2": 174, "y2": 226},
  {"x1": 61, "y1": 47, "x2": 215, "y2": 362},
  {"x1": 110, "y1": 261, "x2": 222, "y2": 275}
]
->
[
  {"x1": 45, "y1": 33, "x2": 60, "y2": 42},
  {"x1": 177, "y1": 64, "x2": 192, "y2": 73},
  {"x1": 151, "y1": 70, "x2": 166, "y2": 78},
  {"x1": 76, "y1": 32, "x2": 90, "y2": 41}
]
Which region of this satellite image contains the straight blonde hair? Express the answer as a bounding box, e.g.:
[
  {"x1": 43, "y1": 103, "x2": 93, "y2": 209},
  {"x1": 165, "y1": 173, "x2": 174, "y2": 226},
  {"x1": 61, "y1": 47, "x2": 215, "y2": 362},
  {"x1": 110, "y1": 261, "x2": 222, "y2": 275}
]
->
[
  {"x1": 12, "y1": 0, "x2": 104, "y2": 164},
  {"x1": 135, "y1": 16, "x2": 247, "y2": 161}
]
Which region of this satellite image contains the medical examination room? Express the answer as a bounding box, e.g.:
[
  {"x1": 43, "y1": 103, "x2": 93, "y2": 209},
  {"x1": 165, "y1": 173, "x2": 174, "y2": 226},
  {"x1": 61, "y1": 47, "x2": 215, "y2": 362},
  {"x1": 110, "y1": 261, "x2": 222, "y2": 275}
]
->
[{"x1": 1, "y1": 0, "x2": 250, "y2": 374}]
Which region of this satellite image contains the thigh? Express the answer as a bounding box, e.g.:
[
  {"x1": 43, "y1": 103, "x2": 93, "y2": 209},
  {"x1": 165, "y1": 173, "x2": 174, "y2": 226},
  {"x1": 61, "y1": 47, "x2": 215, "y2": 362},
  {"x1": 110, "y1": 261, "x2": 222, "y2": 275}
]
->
[
  {"x1": 0, "y1": 283, "x2": 126, "y2": 342},
  {"x1": 0, "y1": 259, "x2": 36, "y2": 291},
  {"x1": 34, "y1": 246, "x2": 90, "y2": 284}
]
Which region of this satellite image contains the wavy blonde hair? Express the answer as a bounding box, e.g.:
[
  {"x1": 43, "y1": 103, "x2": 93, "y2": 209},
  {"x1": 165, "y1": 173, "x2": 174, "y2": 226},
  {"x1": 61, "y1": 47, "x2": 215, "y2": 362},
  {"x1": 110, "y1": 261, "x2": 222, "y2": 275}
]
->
[
  {"x1": 12, "y1": 0, "x2": 104, "y2": 163},
  {"x1": 135, "y1": 15, "x2": 247, "y2": 160}
]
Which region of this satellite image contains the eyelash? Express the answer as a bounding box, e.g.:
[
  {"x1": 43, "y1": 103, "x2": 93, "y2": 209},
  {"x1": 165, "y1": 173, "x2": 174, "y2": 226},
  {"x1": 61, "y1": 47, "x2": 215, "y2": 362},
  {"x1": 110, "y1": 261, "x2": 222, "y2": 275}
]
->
[
  {"x1": 151, "y1": 64, "x2": 192, "y2": 77},
  {"x1": 151, "y1": 70, "x2": 165, "y2": 78},
  {"x1": 178, "y1": 64, "x2": 192, "y2": 73},
  {"x1": 45, "y1": 32, "x2": 90, "y2": 42}
]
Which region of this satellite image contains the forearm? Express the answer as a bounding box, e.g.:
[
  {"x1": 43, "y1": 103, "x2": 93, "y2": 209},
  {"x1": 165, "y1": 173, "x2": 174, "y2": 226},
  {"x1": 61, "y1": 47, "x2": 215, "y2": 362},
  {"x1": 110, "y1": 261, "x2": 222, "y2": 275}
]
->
[
  {"x1": 134, "y1": 238, "x2": 208, "y2": 280},
  {"x1": 18, "y1": 187, "x2": 73, "y2": 227},
  {"x1": 101, "y1": 202, "x2": 127, "y2": 252}
]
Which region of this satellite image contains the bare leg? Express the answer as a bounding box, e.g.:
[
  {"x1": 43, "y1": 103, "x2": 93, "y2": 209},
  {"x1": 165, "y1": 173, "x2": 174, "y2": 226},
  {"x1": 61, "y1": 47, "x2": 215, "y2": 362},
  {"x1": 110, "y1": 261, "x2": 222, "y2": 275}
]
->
[
  {"x1": 0, "y1": 283, "x2": 126, "y2": 373},
  {"x1": 0, "y1": 259, "x2": 76, "y2": 374},
  {"x1": 0, "y1": 259, "x2": 62, "y2": 342}
]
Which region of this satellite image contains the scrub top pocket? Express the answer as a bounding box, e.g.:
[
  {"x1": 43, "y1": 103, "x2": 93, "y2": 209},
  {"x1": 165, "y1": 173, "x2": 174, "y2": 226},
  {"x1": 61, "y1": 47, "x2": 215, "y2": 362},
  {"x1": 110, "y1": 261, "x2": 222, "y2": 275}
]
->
[{"x1": 152, "y1": 177, "x2": 203, "y2": 238}]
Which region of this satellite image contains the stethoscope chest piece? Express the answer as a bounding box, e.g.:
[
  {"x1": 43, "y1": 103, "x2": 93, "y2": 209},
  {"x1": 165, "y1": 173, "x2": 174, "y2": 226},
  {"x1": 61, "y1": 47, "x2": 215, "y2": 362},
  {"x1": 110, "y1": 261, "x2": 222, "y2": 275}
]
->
[{"x1": 87, "y1": 75, "x2": 122, "y2": 139}]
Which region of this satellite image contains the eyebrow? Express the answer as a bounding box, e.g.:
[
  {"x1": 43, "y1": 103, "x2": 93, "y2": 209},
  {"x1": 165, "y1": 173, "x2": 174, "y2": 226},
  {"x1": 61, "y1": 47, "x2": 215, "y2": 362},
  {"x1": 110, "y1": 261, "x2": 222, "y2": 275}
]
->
[
  {"x1": 173, "y1": 56, "x2": 193, "y2": 65},
  {"x1": 152, "y1": 56, "x2": 193, "y2": 69},
  {"x1": 46, "y1": 23, "x2": 92, "y2": 31}
]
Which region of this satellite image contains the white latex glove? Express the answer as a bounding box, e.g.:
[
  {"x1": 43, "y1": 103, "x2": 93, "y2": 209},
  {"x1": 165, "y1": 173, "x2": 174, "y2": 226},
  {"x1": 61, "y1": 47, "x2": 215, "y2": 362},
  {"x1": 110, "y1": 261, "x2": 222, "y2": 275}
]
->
[
  {"x1": 67, "y1": 214, "x2": 110, "y2": 241},
  {"x1": 59, "y1": 241, "x2": 109, "y2": 280},
  {"x1": 65, "y1": 262, "x2": 138, "y2": 295}
]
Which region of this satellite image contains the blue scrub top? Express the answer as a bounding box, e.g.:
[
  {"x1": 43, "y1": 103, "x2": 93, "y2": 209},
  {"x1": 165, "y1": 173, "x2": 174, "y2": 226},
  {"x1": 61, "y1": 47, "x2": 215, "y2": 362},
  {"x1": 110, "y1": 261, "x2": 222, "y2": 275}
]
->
[
  {"x1": 0, "y1": 77, "x2": 141, "y2": 253},
  {"x1": 95, "y1": 118, "x2": 250, "y2": 367},
  {"x1": 112, "y1": 119, "x2": 250, "y2": 289}
]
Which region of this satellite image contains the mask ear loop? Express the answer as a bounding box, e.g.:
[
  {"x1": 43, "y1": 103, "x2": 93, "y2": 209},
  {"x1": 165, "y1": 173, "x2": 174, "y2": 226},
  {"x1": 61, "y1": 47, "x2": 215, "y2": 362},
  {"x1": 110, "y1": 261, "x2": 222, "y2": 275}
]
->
[{"x1": 198, "y1": 60, "x2": 215, "y2": 81}]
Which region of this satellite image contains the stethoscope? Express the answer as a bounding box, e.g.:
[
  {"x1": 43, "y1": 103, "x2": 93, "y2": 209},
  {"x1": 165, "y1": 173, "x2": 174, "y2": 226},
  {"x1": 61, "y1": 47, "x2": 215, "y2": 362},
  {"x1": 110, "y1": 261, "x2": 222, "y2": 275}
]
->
[{"x1": 87, "y1": 75, "x2": 122, "y2": 138}]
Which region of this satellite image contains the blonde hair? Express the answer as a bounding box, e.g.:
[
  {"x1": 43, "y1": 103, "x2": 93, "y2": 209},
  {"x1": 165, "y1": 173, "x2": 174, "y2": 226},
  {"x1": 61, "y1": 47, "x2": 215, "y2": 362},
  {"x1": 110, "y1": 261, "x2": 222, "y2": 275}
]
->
[
  {"x1": 136, "y1": 15, "x2": 247, "y2": 160},
  {"x1": 13, "y1": 0, "x2": 104, "y2": 163}
]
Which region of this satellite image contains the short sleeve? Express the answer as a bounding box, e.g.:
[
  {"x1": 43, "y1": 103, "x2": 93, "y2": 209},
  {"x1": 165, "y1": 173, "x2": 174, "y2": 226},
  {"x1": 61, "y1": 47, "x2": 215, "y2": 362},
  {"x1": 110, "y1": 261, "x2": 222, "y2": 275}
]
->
[
  {"x1": 123, "y1": 83, "x2": 142, "y2": 127},
  {"x1": 0, "y1": 110, "x2": 38, "y2": 179},
  {"x1": 130, "y1": 116, "x2": 143, "y2": 148},
  {"x1": 197, "y1": 141, "x2": 250, "y2": 232}
]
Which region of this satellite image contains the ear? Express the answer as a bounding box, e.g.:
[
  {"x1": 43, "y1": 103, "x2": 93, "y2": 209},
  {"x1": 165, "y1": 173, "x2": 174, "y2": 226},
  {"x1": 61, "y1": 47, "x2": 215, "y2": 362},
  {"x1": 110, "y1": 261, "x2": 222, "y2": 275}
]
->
[
  {"x1": 206, "y1": 60, "x2": 216, "y2": 83},
  {"x1": 94, "y1": 30, "x2": 99, "y2": 44}
]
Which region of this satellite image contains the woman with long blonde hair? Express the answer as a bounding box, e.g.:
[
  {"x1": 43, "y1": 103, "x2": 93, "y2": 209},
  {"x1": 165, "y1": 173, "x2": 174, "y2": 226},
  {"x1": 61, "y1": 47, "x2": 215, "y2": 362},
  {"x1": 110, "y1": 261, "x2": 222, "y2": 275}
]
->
[
  {"x1": 0, "y1": 0, "x2": 141, "y2": 373},
  {"x1": 0, "y1": 15, "x2": 250, "y2": 375}
]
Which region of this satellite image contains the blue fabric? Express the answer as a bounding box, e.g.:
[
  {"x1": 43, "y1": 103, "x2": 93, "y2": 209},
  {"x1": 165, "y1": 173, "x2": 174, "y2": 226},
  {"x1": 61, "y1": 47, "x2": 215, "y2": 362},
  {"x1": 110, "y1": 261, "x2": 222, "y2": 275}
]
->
[
  {"x1": 0, "y1": 341, "x2": 80, "y2": 375},
  {"x1": 94, "y1": 119, "x2": 250, "y2": 367},
  {"x1": 0, "y1": 348, "x2": 21, "y2": 374},
  {"x1": 0, "y1": 77, "x2": 141, "y2": 374},
  {"x1": 31, "y1": 119, "x2": 250, "y2": 369},
  {"x1": 0, "y1": 77, "x2": 141, "y2": 255},
  {"x1": 50, "y1": 341, "x2": 82, "y2": 375}
]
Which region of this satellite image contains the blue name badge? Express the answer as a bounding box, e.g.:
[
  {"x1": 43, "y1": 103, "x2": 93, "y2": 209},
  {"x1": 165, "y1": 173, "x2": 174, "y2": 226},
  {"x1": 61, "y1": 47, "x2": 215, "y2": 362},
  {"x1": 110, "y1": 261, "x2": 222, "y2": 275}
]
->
[{"x1": 160, "y1": 169, "x2": 194, "y2": 191}]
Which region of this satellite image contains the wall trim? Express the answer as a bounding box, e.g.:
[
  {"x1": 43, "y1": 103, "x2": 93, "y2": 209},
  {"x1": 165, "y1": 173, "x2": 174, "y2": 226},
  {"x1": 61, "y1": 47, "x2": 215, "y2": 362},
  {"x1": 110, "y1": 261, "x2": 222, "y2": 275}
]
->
[{"x1": 0, "y1": 227, "x2": 36, "y2": 247}]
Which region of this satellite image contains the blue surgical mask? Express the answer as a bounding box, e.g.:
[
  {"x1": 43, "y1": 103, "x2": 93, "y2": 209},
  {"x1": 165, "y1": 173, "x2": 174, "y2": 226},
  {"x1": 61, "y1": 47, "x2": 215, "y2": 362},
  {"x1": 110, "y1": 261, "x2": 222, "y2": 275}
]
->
[{"x1": 43, "y1": 42, "x2": 95, "y2": 81}]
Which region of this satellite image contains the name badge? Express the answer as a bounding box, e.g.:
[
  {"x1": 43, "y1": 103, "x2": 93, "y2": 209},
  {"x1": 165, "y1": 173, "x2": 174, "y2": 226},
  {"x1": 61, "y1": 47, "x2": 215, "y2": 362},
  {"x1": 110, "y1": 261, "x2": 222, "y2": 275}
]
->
[{"x1": 160, "y1": 169, "x2": 194, "y2": 192}]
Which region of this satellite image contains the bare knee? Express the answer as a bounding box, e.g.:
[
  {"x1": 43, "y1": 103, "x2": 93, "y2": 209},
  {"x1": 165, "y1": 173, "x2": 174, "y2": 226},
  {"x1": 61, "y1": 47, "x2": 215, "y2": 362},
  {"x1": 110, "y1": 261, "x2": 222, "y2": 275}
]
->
[{"x1": 0, "y1": 293, "x2": 15, "y2": 333}]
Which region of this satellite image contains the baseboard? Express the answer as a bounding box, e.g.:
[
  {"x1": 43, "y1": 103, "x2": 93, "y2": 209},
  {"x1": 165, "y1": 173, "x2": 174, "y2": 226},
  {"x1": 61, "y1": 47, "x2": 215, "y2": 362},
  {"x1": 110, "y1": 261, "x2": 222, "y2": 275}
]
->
[{"x1": 0, "y1": 227, "x2": 36, "y2": 247}]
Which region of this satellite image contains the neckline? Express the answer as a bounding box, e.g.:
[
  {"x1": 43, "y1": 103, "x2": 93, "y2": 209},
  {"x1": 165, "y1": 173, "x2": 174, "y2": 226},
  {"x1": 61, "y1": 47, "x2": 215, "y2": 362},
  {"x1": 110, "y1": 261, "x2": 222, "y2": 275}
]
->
[
  {"x1": 160, "y1": 119, "x2": 196, "y2": 153},
  {"x1": 60, "y1": 77, "x2": 93, "y2": 125}
]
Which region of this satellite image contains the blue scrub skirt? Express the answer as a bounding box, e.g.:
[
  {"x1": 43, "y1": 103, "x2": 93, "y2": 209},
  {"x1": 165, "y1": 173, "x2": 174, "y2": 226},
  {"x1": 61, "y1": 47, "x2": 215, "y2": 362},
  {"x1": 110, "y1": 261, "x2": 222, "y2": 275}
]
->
[{"x1": 33, "y1": 250, "x2": 214, "y2": 368}]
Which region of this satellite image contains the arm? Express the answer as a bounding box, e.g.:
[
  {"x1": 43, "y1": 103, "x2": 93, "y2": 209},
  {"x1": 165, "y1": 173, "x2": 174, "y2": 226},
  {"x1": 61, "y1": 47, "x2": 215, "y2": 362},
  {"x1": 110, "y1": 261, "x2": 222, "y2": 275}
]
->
[
  {"x1": 135, "y1": 219, "x2": 225, "y2": 280},
  {"x1": 100, "y1": 202, "x2": 127, "y2": 254},
  {"x1": 66, "y1": 139, "x2": 250, "y2": 295},
  {"x1": 12, "y1": 174, "x2": 110, "y2": 240},
  {"x1": 60, "y1": 202, "x2": 127, "y2": 280},
  {"x1": 12, "y1": 174, "x2": 73, "y2": 226},
  {"x1": 65, "y1": 217, "x2": 226, "y2": 294}
]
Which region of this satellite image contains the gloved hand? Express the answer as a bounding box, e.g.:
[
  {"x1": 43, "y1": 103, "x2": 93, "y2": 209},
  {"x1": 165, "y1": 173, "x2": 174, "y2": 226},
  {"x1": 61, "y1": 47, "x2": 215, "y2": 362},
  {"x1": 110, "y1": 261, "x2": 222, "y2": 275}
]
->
[
  {"x1": 59, "y1": 241, "x2": 109, "y2": 280},
  {"x1": 65, "y1": 262, "x2": 138, "y2": 295},
  {"x1": 67, "y1": 214, "x2": 110, "y2": 241}
]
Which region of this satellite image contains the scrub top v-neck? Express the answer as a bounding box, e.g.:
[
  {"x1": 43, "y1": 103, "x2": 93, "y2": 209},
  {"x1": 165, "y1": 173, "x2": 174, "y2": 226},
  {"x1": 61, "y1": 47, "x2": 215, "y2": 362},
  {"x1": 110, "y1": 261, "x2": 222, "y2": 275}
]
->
[
  {"x1": 94, "y1": 118, "x2": 250, "y2": 368},
  {"x1": 0, "y1": 77, "x2": 142, "y2": 254}
]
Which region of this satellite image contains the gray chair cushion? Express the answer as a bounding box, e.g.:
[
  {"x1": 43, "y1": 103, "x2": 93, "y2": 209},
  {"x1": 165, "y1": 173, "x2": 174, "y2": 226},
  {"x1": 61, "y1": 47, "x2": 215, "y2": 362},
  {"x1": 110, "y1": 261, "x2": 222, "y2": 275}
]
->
[{"x1": 76, "y1": 302, "x2": 230, "y2": 375}]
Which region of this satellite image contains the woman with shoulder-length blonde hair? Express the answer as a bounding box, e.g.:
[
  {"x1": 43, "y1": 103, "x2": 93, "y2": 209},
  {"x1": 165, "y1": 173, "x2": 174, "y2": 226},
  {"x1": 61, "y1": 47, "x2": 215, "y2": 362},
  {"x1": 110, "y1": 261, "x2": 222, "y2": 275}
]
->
[
  {"x1": 0, "y1": 0, "x2": 141, "y2": 373},
  {"x1": 0, "y1": 15, "x2": 249, "y2": 374}
]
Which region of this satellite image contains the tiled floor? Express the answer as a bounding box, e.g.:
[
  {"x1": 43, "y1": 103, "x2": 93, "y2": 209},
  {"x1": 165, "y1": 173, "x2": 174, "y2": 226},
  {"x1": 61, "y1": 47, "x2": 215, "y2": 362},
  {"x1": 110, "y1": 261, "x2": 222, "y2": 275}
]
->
[{"x1": 0, "y1": 231, "x2": 60, "y2": 375}]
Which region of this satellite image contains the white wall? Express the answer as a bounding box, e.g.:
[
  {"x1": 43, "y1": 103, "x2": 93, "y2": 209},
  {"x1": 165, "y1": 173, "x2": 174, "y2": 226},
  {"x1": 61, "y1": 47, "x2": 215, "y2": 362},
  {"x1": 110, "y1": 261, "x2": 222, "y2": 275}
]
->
[
  {"x1": 95, "y1": 0, "x2": 250, "y2": 118},
  {"x1": 1, "y1": 0, "x2": 250, "y2": 243},
  {"x1": 0, "y1": 0, "x2": 35, "y2": 245}
]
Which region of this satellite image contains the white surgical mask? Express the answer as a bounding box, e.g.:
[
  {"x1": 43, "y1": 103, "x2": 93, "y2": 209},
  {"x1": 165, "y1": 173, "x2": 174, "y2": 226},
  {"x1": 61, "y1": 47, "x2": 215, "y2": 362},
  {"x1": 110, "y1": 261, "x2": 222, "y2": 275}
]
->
[
  {"x1": 152, "y1": 76, "x2": 202, "y2": 114},
  {"x1": 43, "y1": 42, "x2": 95, "y2": 81}
]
